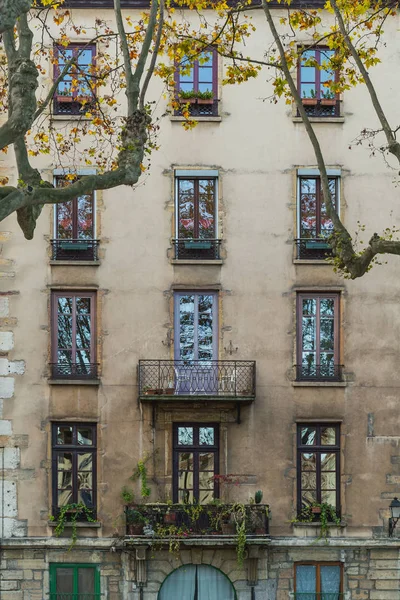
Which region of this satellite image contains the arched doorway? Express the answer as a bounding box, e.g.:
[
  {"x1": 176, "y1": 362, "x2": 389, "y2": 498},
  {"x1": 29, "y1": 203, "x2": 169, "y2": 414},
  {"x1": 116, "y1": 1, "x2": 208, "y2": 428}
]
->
[{"x1": 158, "y1": 564, "x2": 236, "y2": 600}]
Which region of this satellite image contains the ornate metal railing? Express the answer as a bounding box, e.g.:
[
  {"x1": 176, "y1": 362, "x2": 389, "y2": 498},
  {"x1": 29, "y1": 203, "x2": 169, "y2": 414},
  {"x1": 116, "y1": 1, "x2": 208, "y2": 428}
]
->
[
  {"x1": 53, "y1": 98, "x2": 92, "y2": 116},
  {"x1": 173, "y1": 238, "x2": 221, "y2": 260},
  {"x1": 298, "y1": 99, "x2": 341, "y2": 118},
  {"x1": 175, "y1": 99, "x2": 219, "y2": 117},
  {"x1": 125, "y1": 503, "x2": 269, "y2": 536},
  {"x1": 295, "y1": 238, "x2": 333, "y2": 260},
  {"x1": 50, "y1": 363, "x2": 99, "y2": 380},
  {"x1": 138, "y1": 360, "x2": 256, "y2": 398},
  {"x1": 51, "y1": 239, "x2": 99, "y2": 261},
  {"x1": 296, "y1": 364, "x2": 343, "y2": 382}
]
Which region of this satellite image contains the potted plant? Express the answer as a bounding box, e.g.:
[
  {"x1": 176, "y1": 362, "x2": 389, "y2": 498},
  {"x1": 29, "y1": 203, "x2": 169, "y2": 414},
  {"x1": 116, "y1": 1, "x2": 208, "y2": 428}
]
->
[
  {"x1": 321, "y1": 91, "x2": 337, "y2": 105},
  {"x1": 143, "y1": 386, "x2": 157, "y2": 395},
  {"x1": 302, "y1": 90, "x2": 317, "y2": 105},
  {"x1": 197, "y1": 90, "x2": 214, "y2": 104},
  {"x1": 126, "y1": 509, "x2": 146, "y2": 535},
  {"x1": 163, "y1": 504, "x2": 177, "y2": 524},
  {"x1": 178, "y1": 90, "x2": 198, "y2": 104},
  {"x1": 56, "y1": 89, "x2": 73, "y2": 103},
  {"x1": 164, "y1": 382, "x2": 176, "y2": 395}
]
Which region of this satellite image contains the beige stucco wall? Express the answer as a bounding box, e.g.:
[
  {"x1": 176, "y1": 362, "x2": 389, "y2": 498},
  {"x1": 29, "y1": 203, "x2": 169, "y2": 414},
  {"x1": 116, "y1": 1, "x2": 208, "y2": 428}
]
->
[{"x1": 0, "y1": 5, "x2": 399, "y2": 580}]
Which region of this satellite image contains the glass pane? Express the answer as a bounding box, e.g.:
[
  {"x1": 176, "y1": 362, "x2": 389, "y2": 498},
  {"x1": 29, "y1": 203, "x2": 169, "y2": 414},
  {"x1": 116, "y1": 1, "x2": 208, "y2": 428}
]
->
[
  {"x1": 58, "y1": 297, "x2": 73, "y2": 314},
  {"x1": 296, "y1": 565, "x2": 316, "y2": 593},
  {"x1": 179, "y1": 489, "x2": 193, "y2": 503},
  {"x1": 301, "y1": 472, "x2": 316, "y2": 490},
  {"x1": 78, "y1": 472, "x2": 92, "y2": 489},
  {"x1": 301, "y1": 83, "x2": 317, "y2": 98},
  {"x1": 302, "y1": 317, "x2": 315, "y2": 351},
  {"x1": 198, "y1": 295, "x2": 213, "y2": 361},
  {"x1": 58, "y1": 315, "x2": 73, "y2": 349},
  {"x1": 57, "y1": 49, "x2": 74, "y2": 66},
  {"x1": 76, "y1": 315, "x2": 91, "y2": 349},
  {"x1": 178, "y1": 180, "x2": 194, "y2": 238},
  {"x1": 78, "y1": 49, "x2": 93, "y2": 65},
  {"x1": 199, "y1": 452, "x2": 214, "y2": 471},
  {"x1": 302, "y1": 298, "x2": 316, "y2": 316},
  {"x1": 199, "y1": 470, "x2": 214, "y2": 489},
  {"x1": 302, "y1": 353, "x2": 316, "y2": 376},
  {"x1": 321, "y1": 472, "x2": 336, "y2": 490},
  {"x1": 320, "y1": 566, "x2": 341, "y2": 593},
  {"x1": 321, "y1": 490, "x2": 336, "y2": 507},
  {"x1": 199, "y1": 52, "x2": 213, "y2": 66},
  {"x1": 301, "y1": 427, "x2": 316, "y2": 445},
  {"x1": 178, "y1": 452, "x2": 193, "y2": 471},
  {"x1": 301, "y1": 453, "x2": 316, "y2": 471},
  {"x1": 78, "y1": 452, "x2": 92, "y2": 471},
  {"x1": 55, "y1": 567, "x2": 74, "y2": 593},
  {"x1": 321, "y1": 427, "x2": 336, "y2": 445},
  {"x1": 57, "y1": 202, "x2": 73, "y2": 238},
  {"x1": 321, "y1": 453, "x2": 336, "y2": 471},
  {"x1": 302, "y1": 490, "x2": 317, "y2": 508},
  {"x1": 58, "y1": 470, "x2": 72, "y2": 489},
  {"x1": 57, "y1": 426, "x2": 73, "y2": 445},
  {"x1": 300, "y1": 66, "x2": 316, "y2": 81},
  {"x1": 58, "y1": 488, "x2": 73, "y2": 506},
  {"x1": 57, "y1": 349, "x2": 72, "y2": 368},
  {"x1": 178, "y1": 470, "x2": 193, "y2": 488},
  {"x1": 300, "y1": 180, "x2": 317, "y2": 237},
  {"x1": 76, "y1": 298, "x2": 91, "y2": 314},
  {"x1": 178, "y1": 427, "x2": 193, "y2": 445},
  {"x1": 77, "y1": 194, "x2": 93, "y2": 238},
  {"x1": 198, "y1": 180, "x2": 215, "y2": 238},
  {"x1": 199, "y1": 489, "x2": 214, "y2": 503},
  {"x1": 179, "y1": 82, "x2": 195, "y2": 92},
  {"x1": 57, "y1": 452, "x2": 73, "y2": 468},
  {"x1": 199, "y1": 427, "x2": 214, "y2": 446},
  {"x1": 320, "y1": 299, "x2": 334, "y2": 317},
  {"x1": 179, "y1": 295, "x2": 195, "y2": 361},
  {"x1": 78, "y1": 488, "x2": 93, "y2": 506},
  {"x1": 78, "y1": 427, "x2": 93, "y2": 445},
  {"x1": 76, "y1": 351, "x2": 91, "y2": 373},
  {"x1": 198, "y1": 67, "x2": 213, "y2": 82},
  {"x1": 198, "y1": 82, "x2": 213, "y2": 93},
  {"x1": 78, "y1": 568, "x2": 95, "y2": 593},
  {"x1": 320, "y1": 319, "x2": 334, "y2": 351}
]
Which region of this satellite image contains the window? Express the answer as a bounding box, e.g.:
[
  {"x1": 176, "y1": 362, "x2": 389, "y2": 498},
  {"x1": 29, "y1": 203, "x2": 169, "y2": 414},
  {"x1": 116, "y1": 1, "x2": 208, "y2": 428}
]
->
[
  {"x1": 296, "y1": 174, "x2": 338, "y2": 259},
  {"x1": 295, "y1": 562, "x2": 343, "y2": 599},
  {"x1": 176, "y1": 50, "x2": 218, "y2": 116},
  {"x1": 298, "y1": 47, "x2": 339, "y2": 117},
  {"x1": 52, "y1": 178, "x2": 98, "y2": 261},
  {"x1": 297, "y1": 424, "x2": 340, "y2": 515},
  {"x1": 54, "y1": 44, "x2": 96, "y2": 115},
  {"x1": 50, "y1": 564, "x2": 100, "y2": 599},
  {"x1": 51, "y1": 291, "x2": 97, "y2": 379},
  {"x1": 174, "y1": 171, "x2": 220, "y2": 259},
  {"x1": 296, "y1": 293, "x2": 341, "y2": 381},
  {"x1": 173, "y1": 424, "x2": 219, "y2": 503},
  {"x1": 174, "y1": 292, "x2": 218, "y2": 362},
  {"x1": 52, "y1": 423, "x2": 96, "y2": 518},
  {"x1": 159, "y1": 565, "x2": 235, "y2": 600}
]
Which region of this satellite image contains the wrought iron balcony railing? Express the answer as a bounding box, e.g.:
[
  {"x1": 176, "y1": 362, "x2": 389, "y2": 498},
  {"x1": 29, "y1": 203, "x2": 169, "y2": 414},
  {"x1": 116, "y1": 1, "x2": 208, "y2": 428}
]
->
[
  {"x1": 138, "y1": 360, "x2": 256, "y2": 399},
  {"x1": 298, "y1": 99, "x2": 341, "y2": 118},
  {"x1": 295, "y1": 238, "x2": 333, "y2": 260},
  {"x1": 125, "y1": 503, "x2": 269, "y2": 537},
  {"x1": 50, "y1": 363, "x2": 99, "y2": 380},
  {"x1": 294, "y1": 595, "x2": 344, "y2": 600},
  {"x1": 175, "y1": 99, "x2": 219, "y2": 117},
  {"x1": 296, "y1": 364, "x2": 343, "y2": 382},
  {"x1": 51, "y1": 239, "x2": 99, "y2": 261},
  {"x1": 173, "y1": 238, "x2": 221, "y2": 260}
]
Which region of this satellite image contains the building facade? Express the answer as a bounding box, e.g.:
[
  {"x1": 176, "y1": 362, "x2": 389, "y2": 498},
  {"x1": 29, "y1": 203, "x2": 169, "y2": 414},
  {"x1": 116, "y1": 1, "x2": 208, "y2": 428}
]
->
[{"x1": 0, "y1": 1, "x2": 400, "y2": 599}]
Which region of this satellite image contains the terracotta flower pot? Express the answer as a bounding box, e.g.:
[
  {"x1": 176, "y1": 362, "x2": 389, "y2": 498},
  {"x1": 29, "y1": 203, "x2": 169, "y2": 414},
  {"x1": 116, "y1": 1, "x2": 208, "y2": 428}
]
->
[
  {"x1": 302, "y1": 98, "x2": 317, "y2": 105},
  {"x1": 128, "y1": 523, "x2": 144, "y2": 535},
  {"x1": 163, "y1": 512, "x2": 177, "y2": 524},
  {"x1": 311, "y1": 506, "x2": 321, "y2": 514},
  {"x1": 197, "y1": 98, "x2": 213, "y2": 104}
]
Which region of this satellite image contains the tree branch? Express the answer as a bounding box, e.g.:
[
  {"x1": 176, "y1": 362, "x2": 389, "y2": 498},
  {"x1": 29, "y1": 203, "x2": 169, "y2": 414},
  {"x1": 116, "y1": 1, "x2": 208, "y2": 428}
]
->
[
  {"x1": 0, "y1": 0, "x2": 31, "y2": 36},
  {"x1": 131, "y1": 0, "x2": 159, "y2": 109},
  {"x1": 140, "y1": 0, "x2": 164, "y2": 110}
]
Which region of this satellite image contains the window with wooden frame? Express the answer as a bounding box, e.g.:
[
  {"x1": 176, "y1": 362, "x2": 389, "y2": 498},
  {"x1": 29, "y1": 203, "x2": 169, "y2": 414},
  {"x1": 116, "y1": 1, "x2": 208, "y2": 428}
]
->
[
  {"x1": 50, "y1": 563, "x2": 100, "y2": 599},
  {"x1": 296, "y1": 174, "x2": 339, "y2": 259},
  {"x1": 297, "y1": 424, "x2": 340, "y2": 516},
  {"x1": 51, "y1": 423, "x2": 97, "y2": 519},
  {"x1": 298, "y1": 47, "x2": 339, "y2": 117},
  {"x1": 296, "y1": 293, "x2": 341, "y2": 381},
  {"x1": 294, "y1": 562, "x2": 343, "y2": 598},
  {"x1": 174, "y1": 171, "x2": 220, "y2": 260},
  {"x1": 173, "y1": 424, "x2": 219, "y2": 503},
  {"x1": 51, "y1": 291, "x2": 97, "y2": 380},
  {"x1": 176, "y1": 49, "x2": 218, "y2": 117},
  {"x1": 53, "y1": 44, "x2": 96, "y2": 115},
  {"x1": 52, "y1": 178, "x2": 98, "y2": 261}
]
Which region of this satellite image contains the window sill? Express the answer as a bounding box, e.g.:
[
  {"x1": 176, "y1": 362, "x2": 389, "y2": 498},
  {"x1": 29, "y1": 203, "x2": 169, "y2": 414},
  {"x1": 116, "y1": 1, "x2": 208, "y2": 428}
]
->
[
  {"x1": 51, "y1": 114, "x2": 92, "y2": 121},
  {"x1": 171, "y1": 259, "x2": 223, "y2": 265},
  {"x1": 48, "y1": 379, "x2": 101, "y2": 386},
  {"x1": 293, "y1": 521, "x2": 346, "y2": 528},
  {"x1": 293, "y1": 259, "x2": 331, "y2": 265},
  {"x1": 292, "y1": 381, "x2": 347, "y2": 387},
  {"x1": 48, "y1": 521, "x2": 101, "y2": 528},
  {"x1": 170, "y1": 116, "x2": 222, "y2": 123},
  {"x1": 292, "y1": 116, "x2": 345, "y2": 124},
  {"x1": 50, "y1": 260, "x2": 100, "y2": 266}
]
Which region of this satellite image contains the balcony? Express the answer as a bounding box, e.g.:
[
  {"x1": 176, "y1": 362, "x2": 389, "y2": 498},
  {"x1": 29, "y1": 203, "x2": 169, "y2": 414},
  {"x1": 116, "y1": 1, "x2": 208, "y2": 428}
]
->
[
  {"x1": 175, "y1": 98, "x2": 219, "y2": 117},
  {"x1": 294, "y1": 596, "x2": 344, "y2": 600},
  {"x1": 50, "y1": 596, "x2": 100, "y2": 600},
  {"x1": 173, "y1": 238, "x2": 221, "y2": 260},
  {"x1": 125, "y1": 503, "x2": 269, "y2": 538},
  {"x1": 51, "y1": 239, "x2": 99, "y2": 262},
  {"x1": 295, "y1": 238, "x2": 333, "y2": 260},
  {"x1": 50, "y1": 362, "x2": 99, "y2": 381},
  {"x1": 298, "y1": 98, "x2": 341, "y2": 118},
  {"x1": 296, "y1": 364, "x2": 343, "y2": 382}
]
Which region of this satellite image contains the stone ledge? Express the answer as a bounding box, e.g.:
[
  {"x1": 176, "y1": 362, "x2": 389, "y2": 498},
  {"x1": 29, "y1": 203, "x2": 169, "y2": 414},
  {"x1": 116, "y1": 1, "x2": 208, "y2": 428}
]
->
[
  {"x1": 49, "y1": 261, "x2": 100, "y2": 266},
  {"x1": 293, "y1": 259, "x2": 331, "y2": 265},
  {"x1": 170, "y1": 116, "x2": 222, "y2": 123},
  {"x1": 292, "y1": 117, "x2": 345, "y2": 124},
  {"x1": 171, "y1": 260, "x2": 223, "y2": 266},
  {"x1": 48, "y1": 521, "x2": 101, "y2": 528},
  {"x1": 48, "y1": 379, "x2": 100, "y2": 386},
  {"x1": 292, "y1": 381, "x2": 347, "y2": 387},
  {"x1": 293, "y1": 521, "x2": 347, "y2": 528}
]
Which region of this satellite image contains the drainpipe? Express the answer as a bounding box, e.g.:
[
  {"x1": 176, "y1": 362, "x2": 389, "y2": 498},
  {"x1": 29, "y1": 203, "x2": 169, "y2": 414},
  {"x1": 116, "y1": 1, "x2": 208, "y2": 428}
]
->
[{"x1": 250, "y1": 586, "x2": 255, "y2": 600}]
